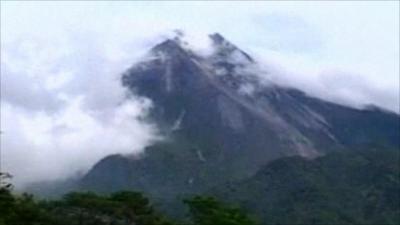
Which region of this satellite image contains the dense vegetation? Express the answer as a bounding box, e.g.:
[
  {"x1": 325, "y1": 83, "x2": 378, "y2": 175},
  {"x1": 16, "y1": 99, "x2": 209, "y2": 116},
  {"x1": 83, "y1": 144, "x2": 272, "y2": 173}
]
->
[
  {"x1": 0, "y1": 174, "x2": 258, "y2": 225},
  {"x1": 214, "y1": 147, "x2": 400, "y2": 225},
  {"x1": 2, "y1": 147, "x2": 399, "y2": 225}
]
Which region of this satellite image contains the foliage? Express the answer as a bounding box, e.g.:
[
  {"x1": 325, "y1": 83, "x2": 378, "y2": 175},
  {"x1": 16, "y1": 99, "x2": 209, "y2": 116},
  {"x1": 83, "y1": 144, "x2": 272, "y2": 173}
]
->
[
  {"x1": 0, "y1": 172, "x2": 13, "y2": 190},
  {"x1": 0, "y1": 187, "x2": 55, "y2": 225},
  {"x1": 0, "y1": 187, "x2": 176, "y2": 225},
  {"x1": 1, "y1": 147, "x2": 398, "y2": 225},
  {"x1": 184, "y1": 196, "x2": 259, "y2": 225},
  {"x1": 0, "y1": 187, "x2": 257, "y2": 225},
  {"x1": 215, "y1": 147, "x2": 400, "y2": 225}
]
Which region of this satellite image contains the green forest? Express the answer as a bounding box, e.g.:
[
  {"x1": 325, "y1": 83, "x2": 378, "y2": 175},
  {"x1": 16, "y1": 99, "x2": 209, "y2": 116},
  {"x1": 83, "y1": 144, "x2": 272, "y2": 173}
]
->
[
  {"x1": 1, "y1": 148, "x2": 399, "y2": 225},
  {"x1": 0, "y1": 181, "x2": 257, "y2": 225}
]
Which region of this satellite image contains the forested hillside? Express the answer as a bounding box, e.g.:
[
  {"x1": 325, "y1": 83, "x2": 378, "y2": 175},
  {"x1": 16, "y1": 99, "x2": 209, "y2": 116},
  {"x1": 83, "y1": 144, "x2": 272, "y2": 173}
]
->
[
  {"x1": 213, "y1": 147, "x2": 400, "y2": 225},
  {"x1": 3, "y1": 147, "x2": 399, "y2": 225},
  {"x1": 0, "y1": 172, "x2": 258, "y2": 225}
]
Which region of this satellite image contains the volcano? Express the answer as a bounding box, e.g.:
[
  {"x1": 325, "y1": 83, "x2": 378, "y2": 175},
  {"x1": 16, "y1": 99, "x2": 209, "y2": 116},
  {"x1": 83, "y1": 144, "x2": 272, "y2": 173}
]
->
[{"x1": 80, "y1": 33, "x2": 399, "y2": 209}]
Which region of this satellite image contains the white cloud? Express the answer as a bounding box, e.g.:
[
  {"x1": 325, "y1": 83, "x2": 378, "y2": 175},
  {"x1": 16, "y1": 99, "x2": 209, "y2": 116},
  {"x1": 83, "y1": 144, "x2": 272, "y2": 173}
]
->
[
  {"x1": 0, "y1": 30, "x2": 162, "y2": 187},
  {"x1": 1, "y1": 97, "x2": 159, "y2": 186},
  {"x1": 249, "y1": 49, "x2": 400, "y2": 112}
]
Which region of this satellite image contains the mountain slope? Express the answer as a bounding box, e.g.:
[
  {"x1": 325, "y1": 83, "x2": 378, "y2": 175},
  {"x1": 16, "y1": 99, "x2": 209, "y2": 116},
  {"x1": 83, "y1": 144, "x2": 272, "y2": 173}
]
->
[
  {"x1": 213, "y1": 147, "x2": 400, "y2": 225},
  {"x1": 80, "y1": 33, "x2": 399, "y2": 209}
]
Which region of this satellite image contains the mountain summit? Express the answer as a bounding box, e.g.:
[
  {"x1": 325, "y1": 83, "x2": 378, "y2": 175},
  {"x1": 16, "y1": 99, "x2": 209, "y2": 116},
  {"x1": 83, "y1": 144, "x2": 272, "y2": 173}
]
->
[{"x1": 81, "y1": 33, "x2": 399, "y2": 211}]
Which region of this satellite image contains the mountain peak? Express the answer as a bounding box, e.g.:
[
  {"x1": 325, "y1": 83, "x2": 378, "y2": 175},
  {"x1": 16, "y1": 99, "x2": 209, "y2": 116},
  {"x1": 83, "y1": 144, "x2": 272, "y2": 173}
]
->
[
  {"x1": 209, "y1": 33, "x2": 254, "y2": 63},
  {"x1": 209, "y1": 33, "x2": 236, "y2": 51},
  {"x1": 151, "y1": 38, "x2": 185, "y2": 54},
  {"x1": 151, "y1": 30, "x2": 191, "y2": 54},
  {"x1": 209, "y1": 33, "x2": 227, "y2": 45},
  {"x1": 149, "y1": 32, "x2": 253, "y2": 64}
]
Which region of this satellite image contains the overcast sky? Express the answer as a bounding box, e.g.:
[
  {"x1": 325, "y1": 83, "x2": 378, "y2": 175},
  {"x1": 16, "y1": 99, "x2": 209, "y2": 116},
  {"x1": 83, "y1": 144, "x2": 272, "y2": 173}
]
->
[{"x1": 1, "y1": 1, "x2": 399, "y2": 187}]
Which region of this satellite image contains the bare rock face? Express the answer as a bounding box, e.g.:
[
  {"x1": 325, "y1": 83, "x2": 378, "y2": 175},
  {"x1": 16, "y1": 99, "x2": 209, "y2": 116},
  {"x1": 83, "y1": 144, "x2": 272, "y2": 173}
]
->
[
  {"x1": 120, "y1": 33, "x2": 332, "y2": 159},
  {"x1": 81, "y1": 33, "x2": 399, "y2": 208},
  {"x1": 217, "y1": 95, "x2": 244, "y2": 131}
]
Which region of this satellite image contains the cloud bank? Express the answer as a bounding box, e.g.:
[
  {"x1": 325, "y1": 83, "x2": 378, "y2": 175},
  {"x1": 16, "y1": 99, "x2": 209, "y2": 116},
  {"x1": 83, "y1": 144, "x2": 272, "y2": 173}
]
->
[
  {"x1": 1, "y1": 1, "x2": 398, "y2": 186},
  {"x1": 1, "y1": 34, "x2": 164, "y2": 186}
]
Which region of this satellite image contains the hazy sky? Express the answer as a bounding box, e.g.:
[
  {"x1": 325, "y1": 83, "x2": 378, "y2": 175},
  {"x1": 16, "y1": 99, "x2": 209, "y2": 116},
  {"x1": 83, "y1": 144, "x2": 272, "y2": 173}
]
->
[{"x1": 1, "y1": 1, "x2": 399, "y2": 186}]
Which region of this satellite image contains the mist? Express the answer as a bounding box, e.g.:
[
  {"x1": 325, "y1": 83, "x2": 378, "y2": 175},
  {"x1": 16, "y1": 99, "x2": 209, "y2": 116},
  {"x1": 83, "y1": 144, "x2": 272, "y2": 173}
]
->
[
  {"x1": 1, "y1": 1, "x2": 398, "y2": 187},
  {"x1": 0, "y1": 33, "x2": 165, "y2": 187}
]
